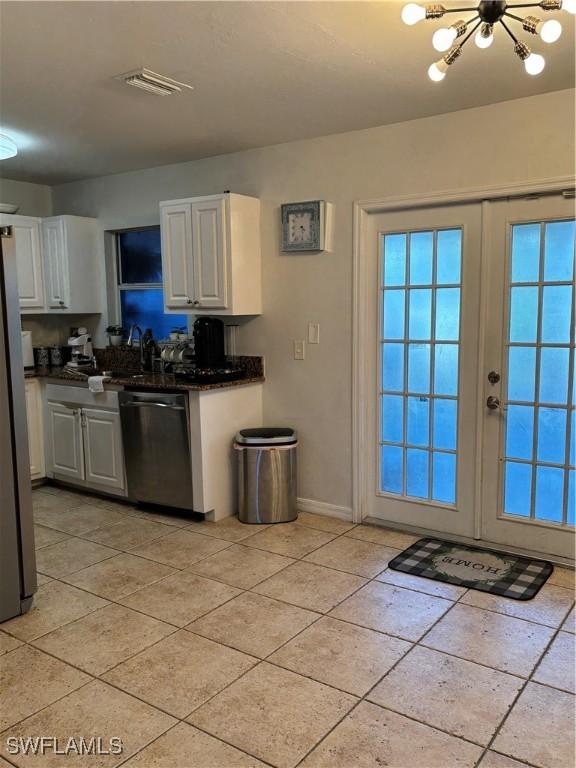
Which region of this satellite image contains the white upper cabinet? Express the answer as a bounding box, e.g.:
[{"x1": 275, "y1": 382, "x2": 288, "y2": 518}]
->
[
  {"x1": 43, "y1": 217, "x2": 68, "y2": 308},
  {"x1": 1, "y1": 214, "x2": 101, "y2": 314},
  {"x1": 160, "y1": 193, "x2": 261, "y2": 315},
  {"x1": 42, "y1": 216, "x2": 102, "y2": 314},
  {"x1": 0, "y1": 214, "x2": 45, "y2": 309},
  {"x1": 191, "y1": 198, "x2": 228, "y2": 309},
  {"x1": 161, "y1": 203, "x2": 194, "y2": 309}
]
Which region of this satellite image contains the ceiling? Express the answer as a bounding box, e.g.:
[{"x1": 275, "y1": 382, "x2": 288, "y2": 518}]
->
[{"x1": 0, "y1": 1, "x2": 574, "y2": 185}]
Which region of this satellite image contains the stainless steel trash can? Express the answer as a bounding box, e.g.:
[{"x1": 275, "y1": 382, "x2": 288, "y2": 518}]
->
[{"x1": 234, "y1": 428, "x2": 298, "y2": 524}]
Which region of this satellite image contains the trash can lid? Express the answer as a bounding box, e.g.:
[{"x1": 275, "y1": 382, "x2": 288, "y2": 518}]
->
[{"x1": 235, "y1": 427, "x2": 297, "y2": 445}]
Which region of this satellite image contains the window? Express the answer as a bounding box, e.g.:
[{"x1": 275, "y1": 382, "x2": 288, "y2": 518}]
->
[
  {"x1": 116, "y1": 228, "x2": 188, "y2": 340},
  {"x1": 379, "y1": 228, "x2": 462, "y2": 505}
]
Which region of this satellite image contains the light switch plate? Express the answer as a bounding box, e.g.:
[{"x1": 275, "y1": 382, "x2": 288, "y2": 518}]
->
[
  {"x1": 308, "y1": 323, "x2": 320, "y2": 344},
  {"x1": 294, "y1": 340, "x2": 306, "y2": 360}
]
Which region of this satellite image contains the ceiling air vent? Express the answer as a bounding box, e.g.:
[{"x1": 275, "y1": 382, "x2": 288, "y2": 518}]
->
[{"x1": 117, "y1": 68, "x2": 194, "y2": 96}]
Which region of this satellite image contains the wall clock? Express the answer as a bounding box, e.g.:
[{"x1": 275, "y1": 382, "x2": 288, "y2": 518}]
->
[{"x1": 281, "y1": 200, "x2": 326, "y2": 252}]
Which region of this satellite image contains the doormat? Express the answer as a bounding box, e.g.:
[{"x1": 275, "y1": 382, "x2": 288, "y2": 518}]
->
[{"x1": 388, "y1": 538, "x2": 553, "y2": 600}]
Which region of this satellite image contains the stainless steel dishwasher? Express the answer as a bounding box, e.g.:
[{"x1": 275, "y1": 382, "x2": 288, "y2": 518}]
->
[{"x1": 119, "y1": 391, "x2": 194, "y2": 510}]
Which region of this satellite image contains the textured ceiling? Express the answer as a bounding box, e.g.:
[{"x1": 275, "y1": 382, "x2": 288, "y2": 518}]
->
[{"x1": 0, "y1": 0, "x2": 574, "y2": 184}]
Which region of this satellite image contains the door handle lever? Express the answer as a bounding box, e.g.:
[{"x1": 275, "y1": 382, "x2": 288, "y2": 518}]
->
[{"x1": 486, "y1": 396, "x2": 501, "y2": 410}]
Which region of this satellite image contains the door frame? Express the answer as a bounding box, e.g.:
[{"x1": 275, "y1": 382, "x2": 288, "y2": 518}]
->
[{"x1": 352, "y1": 175, "x2": 575, "y2": 556}]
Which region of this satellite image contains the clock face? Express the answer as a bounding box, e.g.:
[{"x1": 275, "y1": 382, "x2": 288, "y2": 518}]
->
[
  {"x1": 281, "y1": 201, "x2": 324, "y2": 252},
  {"x1": 288, "y1": 212, "x2": 313, "y2": 243}
]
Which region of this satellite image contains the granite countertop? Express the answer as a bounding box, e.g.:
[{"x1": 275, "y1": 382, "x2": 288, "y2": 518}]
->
[{"x1": 25, "y1": 368, "x2": 265, "y2": 392}]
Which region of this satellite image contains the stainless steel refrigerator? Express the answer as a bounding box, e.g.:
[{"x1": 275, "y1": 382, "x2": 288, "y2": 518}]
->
[{"x1": 0, "y1": 224, "x2": 36, "y2": 622}]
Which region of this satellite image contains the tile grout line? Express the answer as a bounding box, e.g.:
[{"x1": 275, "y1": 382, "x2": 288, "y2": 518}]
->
[{"x1": 471, "y1": 616, "x2": 572, "y2": 768}]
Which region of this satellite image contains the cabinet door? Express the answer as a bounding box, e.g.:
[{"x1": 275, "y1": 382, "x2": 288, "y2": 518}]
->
[
  {"x1": 161, "y1": 203, "x2": 194, "y2": 309},
  {"x1": 47, "y1": 402, "x2": 84, "y2": 480},
  {"x1": 82, "y1": 408, "x2": 125, "y2": 490},
  {"x1": 191, "y1": 198, "x2": 228, "y2": 309},
  {"x1": 43, "y1": 218, "x2": 69, "y2": 309},
  {"x1": 25, "y1": 381, "x2": 45, "y2": 480},
  {"x1": 0, "y1": 215, "x2": 45, "y2": 309}
]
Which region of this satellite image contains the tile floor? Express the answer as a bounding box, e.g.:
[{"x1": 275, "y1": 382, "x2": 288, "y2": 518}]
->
[{"x1": 0, "y1": 486, "x2": 574, "y2": 768}]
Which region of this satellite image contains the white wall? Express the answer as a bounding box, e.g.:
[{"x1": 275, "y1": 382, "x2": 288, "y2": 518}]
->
[
  {"x1": 0, "y1": 177, "x2": 52, "y2": 216},
  {"x1": 51, "y1": 89, "x2": 575, "y2": 512}
]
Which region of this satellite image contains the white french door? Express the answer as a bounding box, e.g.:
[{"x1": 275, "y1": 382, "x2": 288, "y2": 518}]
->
[
  {"x1": 482, "y1": 196, "x2": 575, "y2": 560},
  {"x1": 362, "y1": 193, "x2": 575, "y2": 561},
  {"x1": 365, "y1": 204, "x2": 482, "y2": 539}
]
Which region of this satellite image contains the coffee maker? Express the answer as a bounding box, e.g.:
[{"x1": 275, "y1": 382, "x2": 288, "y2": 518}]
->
[
  {"x1": 67, "y1": 327, "x2": 94, "y2": 368},
  {"x1": 193, "y1": 317, "x2": 225, "y2": 368}
]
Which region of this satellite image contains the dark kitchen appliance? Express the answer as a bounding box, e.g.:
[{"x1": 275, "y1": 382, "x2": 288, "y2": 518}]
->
[
  {"x1": 119, "y1": 391, "x2": 194, "y2": 511},
  {"x1": 193, "y1": 317, "x2": 225, "y2": 368}
]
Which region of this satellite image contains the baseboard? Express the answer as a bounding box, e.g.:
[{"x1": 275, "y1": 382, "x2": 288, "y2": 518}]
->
[{"x1": 297, "y1": 497, "x2": 353, "y2": 522}]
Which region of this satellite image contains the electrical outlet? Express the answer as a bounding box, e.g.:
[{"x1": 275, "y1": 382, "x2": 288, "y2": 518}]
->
[
  {"x1": 294, "y1": 340, "x2": 306, "y2": 360},
  {"x1": 308, "y1": 323, "x2": 320, "y2": 344}
]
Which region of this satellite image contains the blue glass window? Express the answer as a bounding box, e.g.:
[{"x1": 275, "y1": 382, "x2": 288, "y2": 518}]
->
[
  {"x1": 117, "y1": 227, "x2": 187, "y2": 341},
  {"x1": 118, "y1": 229, "x2": 163, "y2": 283}
]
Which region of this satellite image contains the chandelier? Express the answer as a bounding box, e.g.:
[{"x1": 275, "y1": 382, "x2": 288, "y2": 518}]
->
[{"x1": 401, "y1": 0, "x2": 575, "y2": 81}]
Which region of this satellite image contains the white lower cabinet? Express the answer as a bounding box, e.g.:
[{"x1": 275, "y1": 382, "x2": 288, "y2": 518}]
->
[
  {"x1": 45, "y1": 385, "x2": 125, "y2": 494},
  {"x1": 82, "y1": 408, "x2": 124, "y2": 490},
  {"x1": 25, "y1": 379, "x2": 45, "y2": 480},
  {"x1": 47, "y1": 402, "x2": 85, "y2": 482}
]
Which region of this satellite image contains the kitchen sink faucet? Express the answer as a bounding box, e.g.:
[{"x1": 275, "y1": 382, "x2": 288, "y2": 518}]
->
[{"x1": 127, "y1": 324, "x2": 145, "y2": 369}]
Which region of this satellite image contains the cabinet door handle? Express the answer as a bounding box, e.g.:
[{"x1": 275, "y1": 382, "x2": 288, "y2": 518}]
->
[
  {"x1": 58, "y1": 300, "x2": 64, "y2": 306},
  {"x1": 193, "y1": 300, "x2": 200, "y2": 306}
]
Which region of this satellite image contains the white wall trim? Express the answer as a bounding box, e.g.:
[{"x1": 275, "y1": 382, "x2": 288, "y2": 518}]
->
[
  {"x1": 352, "y1": 175, "x2": 576, "y2": 527},
  {"x1": 297, "y1": 497, "x2": 353, "y2": 522},
  {"x1": 355, "y1": 175, "x2": 576, "y2": 214}
]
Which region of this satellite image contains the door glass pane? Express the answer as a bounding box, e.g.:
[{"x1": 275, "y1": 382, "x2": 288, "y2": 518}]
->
[
  {"x1": 511, "y1": 223, "x2": 540, "y2": 283},
  {"x1": 407, "y1": 396, "x2": 429, "y2": 446},
  {"x1": 407, "y1": 449, "x2": 429, "y2": 498},
  {"x1": 504, "y1": 462, "x2": 532, "y2": 518},
  {"x1": 435, "y1": 288, "x2": 460, "y2": 341},
  {"x1": 537, "y1": 408, "x2": 566, "y2": 464},
  {"x1": 502, "y1": 218, "x2": 575, "y2": 527},
  {"x1": 381, "y1": 343, "x2": 404, "y2": 391},
  {"x1": 505, "y1": 406, "x2": 534, "y2": 460},
  {"x1": 432, "y1": 452, "x2": 456, "y2": 504},
  {"x1": 436, "y1": 229, "x2": 461, "y2": 284},
  {"x1": 379, "y1": 228, "x2": 461, "y2": 505},
  {"x1": 541, "y1": 286, "x2": 572, "y2": 343},
  {"x1": 409, "y1": 290, "x2": 432, "y2": 339},
  {"x1": 382, "y1": 290, "x2": 405, "y2": 339},
  {"x1": 539, "y1": 347, "x2": 569, "y2": 404},
  {"x1": 544, "y1": 220, "x2": 576, "y2": 281},
  {"x1": 434, "y1": 344, "x2": 459, "y2": 396},
  {"x1": 408, "y1": 344, "x2": 431, "y2": 393},
  {"x1": 410, "y1": 232, "x2": 433, "y2": 285},
  {"x1": 381, "y1": 395, "x2": 403, "y2": 443},
  {"x1": 383, "y1": 234, "x2": 406, "y2": 286},
  {"x1": 433, "y1": 399, "x2": 457, "y2": 450},
  {"x1": 380, "y1": 445, "x2": 403, "y2": 494},
  {"x1": 507, "y1": 347, "x2": 536, "y2": 401},
  {"x1": 535, "y1": 466, "x2": 564, "y2": 523},
  {"x1": 509, "y1": 287, "x2": 538, "y2": 342}
]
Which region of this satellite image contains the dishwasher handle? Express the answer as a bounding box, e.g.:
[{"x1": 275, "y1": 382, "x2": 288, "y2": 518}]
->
[{"x1": 120, "y1": 401, "x2": 185, "y2": 411}]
